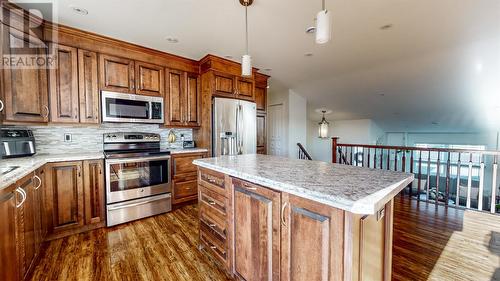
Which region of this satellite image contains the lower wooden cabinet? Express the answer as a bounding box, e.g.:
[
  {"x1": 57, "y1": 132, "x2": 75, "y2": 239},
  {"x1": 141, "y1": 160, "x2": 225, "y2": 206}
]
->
[
  {"x1": 172, "y1": 152, "x2": 205, "y2": 205},
  {"x1": 0, "y1": 185, "x2": 20, "y2": 281},
  {"x1": 83, "y1": 160, "x2": 105, "y2": 225}
]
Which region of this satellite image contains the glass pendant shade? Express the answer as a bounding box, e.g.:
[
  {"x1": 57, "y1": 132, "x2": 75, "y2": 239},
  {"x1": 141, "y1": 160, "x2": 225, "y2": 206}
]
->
[
  {"x1": 318, "y1": 115, "x2": 329, "y2": 138},
  {"x1": 242, "y1": 54, "x2": 252, "y2": 77},
  {"x1": 315, "y1": 9, "x2": 331, "y2": 44}
]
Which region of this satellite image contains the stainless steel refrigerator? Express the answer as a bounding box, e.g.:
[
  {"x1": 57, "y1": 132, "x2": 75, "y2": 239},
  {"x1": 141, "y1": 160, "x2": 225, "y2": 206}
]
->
[{"x1": 212, "y1": 97, "x2": 256, "y2": 156}]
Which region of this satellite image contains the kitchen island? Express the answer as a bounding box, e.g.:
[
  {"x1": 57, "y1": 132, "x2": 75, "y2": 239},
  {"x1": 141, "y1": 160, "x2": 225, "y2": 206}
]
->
[{"x1": 193, "y1": 154, "x2": 414, "y2": 281}]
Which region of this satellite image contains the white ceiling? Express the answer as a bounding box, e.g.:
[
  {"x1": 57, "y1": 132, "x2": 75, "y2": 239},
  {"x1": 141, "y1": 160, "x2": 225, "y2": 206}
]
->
[{"x1": 17, "y1": 0, "x2": 500, "y2": 132}]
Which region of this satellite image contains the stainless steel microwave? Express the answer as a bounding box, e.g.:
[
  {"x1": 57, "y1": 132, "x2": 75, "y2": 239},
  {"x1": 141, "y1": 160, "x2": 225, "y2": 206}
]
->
[{"x1": 101, "y1": 91, "x2": 164, "y2": 124}]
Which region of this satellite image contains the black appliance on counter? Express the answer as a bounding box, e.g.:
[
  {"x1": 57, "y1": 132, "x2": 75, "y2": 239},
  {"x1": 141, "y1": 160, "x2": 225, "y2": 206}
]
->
[{"x1": 0, "y1": 128, "x2": 36, "y2": 159}]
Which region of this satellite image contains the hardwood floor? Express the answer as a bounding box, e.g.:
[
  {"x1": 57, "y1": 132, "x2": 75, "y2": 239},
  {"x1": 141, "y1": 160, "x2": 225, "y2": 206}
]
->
[
  {"x1": 31, "y1": 198, "x2": 500, "y2": 281},
  {"x1": 392, "y1": 196, "x2": 500, "y2": 281},
  {"x1": 30, "y1": 204, "x2": 232, "y2": 281}
]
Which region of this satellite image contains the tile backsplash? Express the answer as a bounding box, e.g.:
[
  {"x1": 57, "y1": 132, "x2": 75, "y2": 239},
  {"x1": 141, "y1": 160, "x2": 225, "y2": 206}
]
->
[{"x1": 18, "y1": 123, "x2": 193, "y2": 154}]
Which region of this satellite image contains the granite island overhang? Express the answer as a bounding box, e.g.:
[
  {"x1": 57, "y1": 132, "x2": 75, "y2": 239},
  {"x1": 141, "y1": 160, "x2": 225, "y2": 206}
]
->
[{"x1": 193, "y1": 154, "x2": 414, "y2": 280}]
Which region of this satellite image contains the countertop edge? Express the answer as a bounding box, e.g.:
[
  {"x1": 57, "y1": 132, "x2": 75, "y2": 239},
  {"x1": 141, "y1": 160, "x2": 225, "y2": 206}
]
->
[{"x1": 193, "y1": 159, "x2": 414, "y2": 215}]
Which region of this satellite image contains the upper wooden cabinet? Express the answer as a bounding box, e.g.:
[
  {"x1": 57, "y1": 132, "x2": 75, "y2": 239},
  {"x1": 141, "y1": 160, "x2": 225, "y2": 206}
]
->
[
  {"x1": 99, "y1": 54, "x2": 135, "y2": 93},
  {"x1": 235, "y1": 77, "x2": 254, "y2": 101},
  {"x1": 213, "y1": 72, "x2": 235, "y2": 97},
  {"x1": 135, "y1": 61, "x2": 164, "y2": 96},
  {"x1": 255, "y1": 85, "x2": 266, "y2": 112},
  {"x1": 78, "y1": 49, "x2": 99, "y2": 124},
  {"x1": 165, "y1": 69, "x2": 200, "y2": 128},
  {"x1": 49, "y1": 44, "x2": 79, "y2": 123},
  {"x1": 1, "y1": 24, "x2": 49, "y2": 124}
]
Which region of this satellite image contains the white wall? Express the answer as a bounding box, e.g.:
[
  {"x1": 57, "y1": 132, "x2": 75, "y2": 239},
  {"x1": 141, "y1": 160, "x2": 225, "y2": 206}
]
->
[
  {"x1": 307, "y1": 118, "x2": 384, "y2": 162},
  {"x1": 385, "y1": 132, "x2": 499, "y2": 149},
  {"x1": 288, "y1": 90, "x2": 307, "y2": 159}
]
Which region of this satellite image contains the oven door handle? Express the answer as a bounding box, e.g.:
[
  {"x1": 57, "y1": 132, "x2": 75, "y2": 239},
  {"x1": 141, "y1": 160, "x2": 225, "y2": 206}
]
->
[
  {"x1": 107, "y1": 194, "x2": 171, "y2": 211},
  {"x1": 106, "y1": 155, "x2": 171, "y2": 164}
]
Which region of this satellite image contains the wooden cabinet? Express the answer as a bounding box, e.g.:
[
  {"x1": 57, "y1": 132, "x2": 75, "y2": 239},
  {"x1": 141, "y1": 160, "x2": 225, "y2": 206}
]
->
[
  {"x1": 1, "y1": 24, "x2": 49, "y2": 124},
  {"x1": 255, "y1": 84, "x2": 267, "y2": 112},
  {"x1": 135, "y1": 61, "x2": 164, "y2": 96},
  {"x1": 49, "y1": 44, "x2": 79, "y2": 123},
  {"x1": 0, "y1": 186, "x2": 20, "y2": 281},
  {"x1": 235, "y1": 77, "x2": 254, "y2": 101},
  {"x1": 172, "y1": 152, "x2": 205, "y2": 204},
  {"x1": 257, "y1": 112, "x2": 266, "y2": 154},
  {"x1": 45, "y1": 161, "x2": 84, "y2": 235},
  {"x1": 280, "y1": 193, "x2": 344, "y2": 281},
  {"x1": 165, "y1": 69, "x2": 200, "y2": 127},
  {"x1": 213, "y1": 72, "x2": 235, "y2": 97},
  {"x1": 232, "y1": 178, "x2": 281, "y2": 281},
  {"x1": 83, "y1": 160, "x2": 105, "y2": 225},
  {"x1": 99, "y1": 54, "x2": 135, "y2": 93},
  {"x1": 78, "y1": 49, "x2": 99, "y2": 124}
]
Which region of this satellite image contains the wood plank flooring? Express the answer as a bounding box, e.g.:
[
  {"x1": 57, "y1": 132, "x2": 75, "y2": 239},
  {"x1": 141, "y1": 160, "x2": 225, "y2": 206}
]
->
[
  {"x1": 31, "y1": 198, "x2": 500, "y2": 281},
  {"x1": 30, "y1": 204, "x2": 232, "y2": 281}
]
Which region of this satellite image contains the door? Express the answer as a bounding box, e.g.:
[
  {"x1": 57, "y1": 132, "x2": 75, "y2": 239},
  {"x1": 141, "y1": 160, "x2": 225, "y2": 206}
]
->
[
  {"x1": 46, "y1": 161, "x2": 84, "y2": 233},
  {"x1": 185, "y1": 72, "x2": 200, "y2": 127},
  {"x1": 268, "y1": 104, "x2": 285, "y2": 156},
  {"x1": 1, "y1": 24, "x2": 49, "y2": 123},
  {"x1": 280, "y1": 193, "x2": 344, "y2": 281},
  {"x1": 0, "y1": 188, "x2": 20, "y2": 281},
  {"x1": 99, "y1": 54, "x2": 135, "y2": 93},
  {"x1": 257, "y1": 112, "x2": 266, "y2": 154},
  {"x1": 236, "y1": 77, "x2": 254, "y2": 101},
  {"x1": 213, "y1": 72, "x2": 235, "y2": 97},
  {"x1": 78, "y1": 49, "x2": 99, "y2": 124},
  {"x1": 165, "y1": 69, "x2": 184, "y2": 126},
  {"x1": 233, "y1": 178, "x2": 280, "y2": 281},
  {"x1": 135, "y1": 61, "x2": 164, "y2": 97},
  {"x1": 238, "y1": 100, "x2": 257, "y2": 154},
  {"x1": 35, "y1": 167, "x2": 48, "y2": 241},
  {"x1": 255, "y1": 85, "x2": 267, "y2": 112},
  {"x1": 83, "y1": 160, "x2": 105, "y2": 225},
  {"x1": 213, "y1": 98, "x2": 238, "y2": 157},
  {"x1": 49, "y1": 44, "x2": 79, "y2": 123}
]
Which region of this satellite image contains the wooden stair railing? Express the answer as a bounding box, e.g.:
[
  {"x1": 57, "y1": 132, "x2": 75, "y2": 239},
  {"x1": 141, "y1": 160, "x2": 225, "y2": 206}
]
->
[
  {"x1": 332, "y1": 137, "x2": 500, "y2": 214},
  {"x1": 297, "y1": 143, "x2": 312, "y2": 160}
]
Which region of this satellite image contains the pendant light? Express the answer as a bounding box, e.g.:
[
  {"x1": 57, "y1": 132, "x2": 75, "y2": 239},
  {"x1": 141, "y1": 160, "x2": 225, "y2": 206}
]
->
[
  {"x1": 318, "y1": 110, "x2": 330, "y2": 138},
  {"x1": 240, "y1": 0, "x2": 253, "y2": 77},
  {"x1": 315, "y1": 0, "x2": 331, "y2": 44}
]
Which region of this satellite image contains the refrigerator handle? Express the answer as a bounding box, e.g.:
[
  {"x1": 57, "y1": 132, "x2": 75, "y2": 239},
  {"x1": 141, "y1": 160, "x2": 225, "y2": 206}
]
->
[{"x1": 239, "y1": 104, "x2": 243, "y2": 154}]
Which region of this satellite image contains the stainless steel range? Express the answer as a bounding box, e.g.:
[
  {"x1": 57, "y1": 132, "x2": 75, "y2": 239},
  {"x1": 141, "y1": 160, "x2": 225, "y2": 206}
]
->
[{"x1": 104, "y1": 132, "x2": 171, "y2": 227}]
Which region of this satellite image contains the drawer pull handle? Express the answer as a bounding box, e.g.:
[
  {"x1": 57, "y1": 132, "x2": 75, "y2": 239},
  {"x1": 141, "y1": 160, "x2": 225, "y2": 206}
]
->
[
  {"x1": 281, "y1": 202, "x2": 288, "y2": 227},
  {"x1": 15, "y1": 188, "x2": 27, "y2": 208},
  {"x1": 33, "y1": 175, "x2": 42, "y2": 190},
  {"x1": 209, "y1": 223, "x2": 216, "y2": 227},
  {"x1": 207, "y1": 200, "x2": 216, "y2": 205}
]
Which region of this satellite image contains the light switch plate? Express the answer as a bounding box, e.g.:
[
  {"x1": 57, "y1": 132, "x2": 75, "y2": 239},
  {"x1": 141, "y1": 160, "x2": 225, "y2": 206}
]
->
[{"x1": 64, "y1": 133, "x2": 72, "y2": 142}]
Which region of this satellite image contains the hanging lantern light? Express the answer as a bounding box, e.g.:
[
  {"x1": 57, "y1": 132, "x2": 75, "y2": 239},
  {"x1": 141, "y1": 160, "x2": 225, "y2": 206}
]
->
[
  {"x1": 240, "y1": 0, "x2": 253, "y2": 77},
  {"x1": 318, "y1": 110, "x2": 330, "y2": 138}
]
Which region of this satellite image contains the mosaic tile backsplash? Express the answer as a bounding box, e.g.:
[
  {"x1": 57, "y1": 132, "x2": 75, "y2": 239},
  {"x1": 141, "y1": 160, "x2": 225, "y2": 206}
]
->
[{"x1": 16, "y1": 124, "x2": 193, "y2": 154}]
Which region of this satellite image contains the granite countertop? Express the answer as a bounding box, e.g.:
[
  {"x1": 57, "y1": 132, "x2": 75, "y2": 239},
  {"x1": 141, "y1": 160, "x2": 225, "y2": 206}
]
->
[
  {"x1": 193, "y1": 154, "x2": 414, "y2": 215},
  {"x1": 0, "y1": 148, "x2": 208, "y2": 190}
]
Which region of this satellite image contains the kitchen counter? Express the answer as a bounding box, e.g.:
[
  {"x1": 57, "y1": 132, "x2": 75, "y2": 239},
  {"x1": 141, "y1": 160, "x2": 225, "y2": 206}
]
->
[
  {"x1": 169, "y1": 148, "x2": 208, "y2": 155},
  {"x1": 193, "y1": 154, "x2": 414, "y2": 215}
]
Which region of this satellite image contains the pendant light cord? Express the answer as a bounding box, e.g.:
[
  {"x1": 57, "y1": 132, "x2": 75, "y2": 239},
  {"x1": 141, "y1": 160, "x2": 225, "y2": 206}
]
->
[
  {"x1": 245, "y1": 5, "x2": 249, "y2": 54},
  {"x1": 322, "y1": 0, "x2": 326, "y2": 11}
]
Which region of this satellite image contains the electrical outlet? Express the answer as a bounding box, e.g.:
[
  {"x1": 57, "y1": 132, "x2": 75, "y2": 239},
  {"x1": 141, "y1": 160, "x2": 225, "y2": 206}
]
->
[{"x1": 64, "y1": 133, "x2": 72, "y2": 142}]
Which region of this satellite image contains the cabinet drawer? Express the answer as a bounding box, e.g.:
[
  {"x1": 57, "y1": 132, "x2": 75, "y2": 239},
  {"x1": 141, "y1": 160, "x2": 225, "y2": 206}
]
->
[
  {"x1": 199, "y1": 185, "x2": 227, "y2": 216},
  {"x1": 200, "y1": 228, "x2": 227, "y2": 264},
  {"x1": 173, "y1": 180, "x2": 198, "y2": 200},
  {"x1": 199, "y1": 168, "x2": 226, "y2": 195},
  {"x1": 173, "y1": 154, "x2": 204, "y2": 176},
  {"x1": 200, "y1": 203, "x2": 227, "y2": 240}
]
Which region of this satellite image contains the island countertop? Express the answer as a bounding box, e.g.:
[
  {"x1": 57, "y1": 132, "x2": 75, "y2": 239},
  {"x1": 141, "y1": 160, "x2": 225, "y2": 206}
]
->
[{"x1": 193, "y1": 154, "x2": 414, "y2": 215}]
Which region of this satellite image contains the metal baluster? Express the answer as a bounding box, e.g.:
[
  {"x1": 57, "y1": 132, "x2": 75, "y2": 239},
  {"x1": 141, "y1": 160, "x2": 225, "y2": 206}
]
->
[
  {"x1": 445, "y1": 152, "x2": 451, "y2": 206},
  {"x1": 456, "y1": 153, "x2": 461, "y2": 207},
  {"x1": 367, "y1": 148, "x2": 370, "y2": 168},
  {"x1": 491, "y1": 156, "x2": 498, "y2": 214},
  {"x1": 380, "y1": 149, "x2": 384, "y2": 169},
  {"x1": 418, "y1": 151, "x2": 422, "y2": 201},
  {"x1": 373, "y1": 148, "x2": 377, "y2": 169},
  {"x1": 478, "y1": 154, "x2": 485, "y2": 211},
  {"x1": 387, "y1": 149, "x2": 391, "y2": 170},
  {"x1": 466, "y1": 153, "x2": 473, "y2": 209},
  {"x1": 426, "y1": 150, "x2": 431, "y2": 202},
  {"x1": 436, "y1": 151, "x2": 441, "y2": 203},
  {"x1": 395, "y1": 150, "x2": 398, "y2": 171}
]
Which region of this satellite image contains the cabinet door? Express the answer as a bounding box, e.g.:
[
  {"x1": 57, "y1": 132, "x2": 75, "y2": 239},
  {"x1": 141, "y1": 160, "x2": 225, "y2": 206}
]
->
[
  {"x1": 78, "y1": 49, "x2": 99, "y2": 124},
  {"x1": 0, "y1": 188, "x2": 20, "y2": 281},
  {"x1": 1, "y1": 24, "x2": 49, "y2": 123},
  {"x1": 83, "y1": 160, "x2": 105, "y2": 225},
  {"x1": 280, "y1": 193, "x2": 344, "y2": 281},
  {"x1": 213, "y1": 72, "x2": 235, "y2": 97},
  {"x1": 255, "y1": 85, "x2": 266, "y2": 112},
  {"x1": 135, "y1": 61, "x2": 164, "y2": 96},
  {"x1": 35, "y1": 167, "x2": 48, "y2": 241},
  {"x1": 185, "y1": 72, "x2": 200, "y2": 127},
  {"x1": 236, "y1": 77, "x2": 254, "y2": 101},
  {"x1": 99, "y1": 54, "x2": 135, "y2": 93},
  {"x1": 257, "y1": 113, "x2": 266, "y2": 154},
  {"x1": 49, "y1": 44, "x2": 79, "y2": 123},
  {"x1": 165, "y1": 69, "x2": 185, "y2": 126},
  {"x1": 233, "y1": 178, "x2": 281, "y2": 281},
  {"x1": 46, "y1": 161, "x2": 84, "y2": 233},
  {"x1": 16, "y1": 174, "x2": 38, "y2": 279}
]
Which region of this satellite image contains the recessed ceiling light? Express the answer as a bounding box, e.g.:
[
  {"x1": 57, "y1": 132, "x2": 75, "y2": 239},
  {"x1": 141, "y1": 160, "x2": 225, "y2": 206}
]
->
[
  {"x1": 379, "y1": 93, "x2": 385, "y2": 97},
  {"x1": 304, "y1": 52, "x2": 314, "y2": 57},
  {"x1": 431, "y1": 121, "x2": 439, "y2": 125},
  {"x1": 166, "y1": 37, "x2": 179, "y2": 43},
  {"x1": 305, "y1": 26, "x2": 316, "y2": 34},
  {"x1": 224, "y1": 55, "x2": 233, "y2": 59},
  {"x1": 70, "y1": 6, "x2": 88, "y2": 15},
  {"x1": 263, "y1": 68, "x2": 272, "y2": 71},
  {"x1": 380, "y1": 24, "x2": 393, "y2": 30}
]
